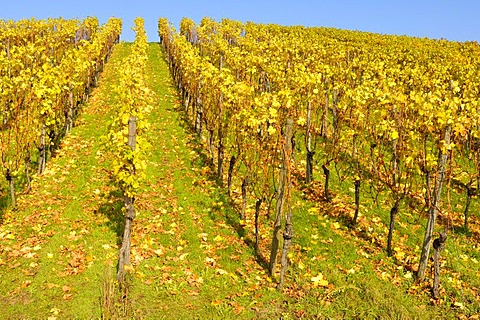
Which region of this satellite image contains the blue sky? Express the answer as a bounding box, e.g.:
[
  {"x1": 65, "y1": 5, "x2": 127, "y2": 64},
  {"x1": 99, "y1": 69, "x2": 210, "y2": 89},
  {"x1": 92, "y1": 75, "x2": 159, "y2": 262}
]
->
[{"x1": 2, "y1": 0, "x2": 479, "y2": 43}]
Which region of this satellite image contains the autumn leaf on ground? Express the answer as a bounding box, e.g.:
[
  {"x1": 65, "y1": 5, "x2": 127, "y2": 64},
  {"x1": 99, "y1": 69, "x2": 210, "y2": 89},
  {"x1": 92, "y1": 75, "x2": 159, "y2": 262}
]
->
[{"x1": 311, "y1": 273, "x2": 328, "y2": 287}]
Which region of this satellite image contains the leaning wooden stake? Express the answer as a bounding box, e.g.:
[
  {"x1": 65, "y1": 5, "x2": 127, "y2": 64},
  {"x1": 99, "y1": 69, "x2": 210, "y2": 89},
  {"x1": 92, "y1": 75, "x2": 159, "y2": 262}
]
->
[
  {"x1": 270, "y1": 119, "x2": 293, "y2": 278},
  {"x1": 65, "y1": 90, "x2": 75, "y2": 135},
  {"x1": 464, "y1": 185, "x2": 474, "y2": 230},
  {"x1": 227, "y1": 155, "x2": 236, "y2": 197},
  {"x1": 352, "y1": 179, "x2": 361, "y2": 225},
  {"x1": 254, "y1": 198, "x2": 262, "y2": 254},
  {"x1": 305, "y1": 101, "x2": 314, "y2": 184},
  {"x1": 322, "y1": 164, "x2": 331, "y2": 202},
  {"x1": 277, "y1": 119, "x2": 294, "y2": 290},
  {"x1": 117, "y1": 116, "x2": 137, "y2": 282},
  {"x1": 38, "y1": 124, "x2": 46, "y2": 174},
  {"x1": 433, "y1": 232, "x2": 447, "y2": 299},
  {"x1": 241, "y1": 177, "x2": 248, "y2": 220},
  {"x1": 6, "y1": 169, "x2": 15, "y2": 207},
  {"x1": 278, "y1": 206, "x2": 293, "y2": 291},
  {"x1": 417, "y1": 125, "x2": 451, "y2": 281},
  {"x1": 387, "y1": 201, "x2": 399, "y2": 257}
]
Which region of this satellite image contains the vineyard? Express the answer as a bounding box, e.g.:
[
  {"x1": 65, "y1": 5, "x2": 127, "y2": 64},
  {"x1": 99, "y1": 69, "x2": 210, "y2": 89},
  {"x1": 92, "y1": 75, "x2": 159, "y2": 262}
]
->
[
  {"x1": 0, "y1": 15, "x2": 479, "y2": 318},
  {"x1": 0, "y1": 16, "x2": 121, "y2": 204}
]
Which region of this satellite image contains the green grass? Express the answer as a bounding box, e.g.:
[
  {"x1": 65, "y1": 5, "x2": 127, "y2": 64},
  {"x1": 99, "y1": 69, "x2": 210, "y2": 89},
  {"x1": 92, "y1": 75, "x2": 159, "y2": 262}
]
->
[
  {"x1": 0, "y1": 42, "x2": 131, "y2": 319},
  {"x1": 0, "y1": 41, "x2": 478, "y2": 319}
]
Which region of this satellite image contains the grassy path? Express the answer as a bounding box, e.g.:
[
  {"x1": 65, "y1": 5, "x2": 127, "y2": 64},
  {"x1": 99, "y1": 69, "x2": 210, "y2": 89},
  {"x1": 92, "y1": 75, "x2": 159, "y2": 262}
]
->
[
  {"x1": 124, "y1": 43, "x2": 280, "y2": 318},
  {"x1": 0, "y1": 42, "x2": 478, "y2": 319}
]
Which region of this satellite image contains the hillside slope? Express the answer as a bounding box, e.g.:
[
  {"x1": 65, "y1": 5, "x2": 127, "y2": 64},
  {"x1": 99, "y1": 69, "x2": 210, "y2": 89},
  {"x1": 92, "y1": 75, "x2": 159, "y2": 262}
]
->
[{"x1": 0, "y1": 42, "x2": 477, "y2": 319}]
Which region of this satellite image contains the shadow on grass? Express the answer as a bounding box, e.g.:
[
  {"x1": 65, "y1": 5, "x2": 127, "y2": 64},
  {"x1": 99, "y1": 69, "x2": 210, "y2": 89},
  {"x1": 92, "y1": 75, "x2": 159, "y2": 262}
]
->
[
  {"x1": 219, "y1": 191, "x2": 270, "y2": 271},
  {"x1": 297, "y1": 176, "x2": 392, "y2": 254},
  {"x1": 297, "y1": 177, "x2": 354, "y2": 225},
  {"x1": 97, "y1": 189, "x2": 125, "y2": 245},
  {"x1": 171, "y1": 101, "x2": 271, "y2": 272},
  {"x1": 451, "y1": 224, "x2": 480, "y2": 241},
  {"x1": 452, "y1": 225, "x2": 471, "y2": 236}
]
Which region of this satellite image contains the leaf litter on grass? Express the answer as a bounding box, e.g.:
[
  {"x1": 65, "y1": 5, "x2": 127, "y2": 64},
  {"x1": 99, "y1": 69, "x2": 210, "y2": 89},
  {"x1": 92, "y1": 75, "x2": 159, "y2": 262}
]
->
[
  {"x1": 1, "y1": 41, "x2": 479, "y2": 319},
  {"x1": 129, "y1": 43, "x2": 480, "y2": 319},
  {"x1": 0, "y1": 43, "x2": 131, "y2": 319}
]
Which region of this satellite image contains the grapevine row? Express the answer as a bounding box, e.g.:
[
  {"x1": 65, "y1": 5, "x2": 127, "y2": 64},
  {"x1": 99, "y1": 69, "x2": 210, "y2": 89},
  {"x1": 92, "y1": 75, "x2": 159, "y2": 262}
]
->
[
  {"x1": 160, "y1": 17, "x2": 298, "y2": 289},
  {"x1": 159, "y1": 17, "x2": 480, "y2": 293},
  {"x1": 105, "y1": 17, "x2": 152, "y2": 282},
  {"x1": 0, "y1": 17, "x2": 122, "y2": 205}
]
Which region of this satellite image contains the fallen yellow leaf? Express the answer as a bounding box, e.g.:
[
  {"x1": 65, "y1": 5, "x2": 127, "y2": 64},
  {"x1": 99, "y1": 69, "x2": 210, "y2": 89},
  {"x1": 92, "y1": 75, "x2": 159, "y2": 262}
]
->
[{"x1": 311, "y1": 273, "x2": 328, "y2": 287}]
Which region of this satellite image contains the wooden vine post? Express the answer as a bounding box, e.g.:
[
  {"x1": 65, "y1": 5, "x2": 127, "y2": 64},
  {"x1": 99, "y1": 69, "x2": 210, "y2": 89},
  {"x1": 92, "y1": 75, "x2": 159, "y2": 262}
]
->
[
  {"x1": 38, "y1": 124, "x2": 46, "y2": 174},
  {"x1": 278, "y1": 119, "x2": 294, "y2": 290},
  {"x1": 5, "y1": 169, "x2": 15, "y2": 207},
  {"x1": 117, "y1": 116, "x2": 137, "y2": 282},
  {"x1": 433, "y1": 231, "x2": 447, "y2": 299},
  {"x1": 270, "y1": 118, "x2": 294, "y2": 286},
  {"x1": 352, "y1": 179, "x2": 361, "y2": 225},
  {"x1": 417, "y1": 125, "x2": 451, "y2": 281},
  {"x1": 305, "y1": 101, "x2": 314, "y2": 184}
]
